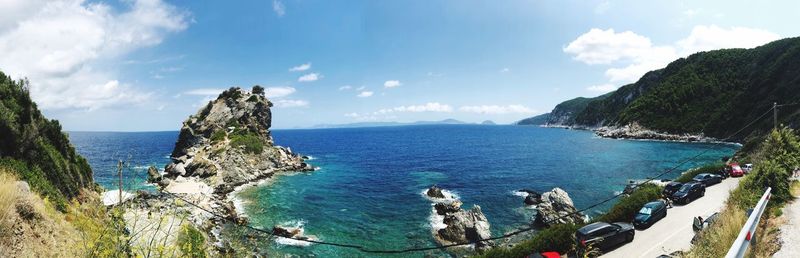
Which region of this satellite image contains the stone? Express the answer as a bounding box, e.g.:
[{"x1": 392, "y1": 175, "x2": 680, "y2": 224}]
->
[
  {"x1": 15, "y1": 181, "x2": 30, "y2": 193},
  {"x1": 147, "y1": 166, "x2": 162, "y2": 183},
  {"x1": 436, "y1": 205, "x2": 494, "y2": 250},
  {"x1": 434, "y1": 202, "x2": 461, "y2": 215},
  {"x1": 426, "y1": 185, "x2": 446, "y2": 198},
  {"x1": 534, "y1": 188, "x2": 584, "y2": 226}
]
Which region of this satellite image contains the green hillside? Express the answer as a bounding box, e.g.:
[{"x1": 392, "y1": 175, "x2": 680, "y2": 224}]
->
[
  {"x1": 530, "y1": 37, "x2": 800, "y2": 142},
  {"x1": 0, "y1": 72, "x2": 94, "y2": 210}
]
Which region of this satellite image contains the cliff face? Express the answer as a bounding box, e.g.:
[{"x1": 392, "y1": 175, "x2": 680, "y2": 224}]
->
[{"x1": 163, "y1": 87, "x2": 313, "y2": 193}]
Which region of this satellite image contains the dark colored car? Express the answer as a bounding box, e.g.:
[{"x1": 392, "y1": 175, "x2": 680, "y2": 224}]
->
[
  {"x1": 671, "y1": 182, "x2": 705, "y2": 204},
  {"x1": 692, "y1": 173, "x2": 723, "y2": 187},
  {"x1": 712, "y1": 168, "x2": 729, "y2": 178},
  {"x1": 662, "y1": 182, "x2": 683, "y2": 197},
  {"x1": 575, "y1": 222, "x2": 635, "y2": 252},
  {"x1": 634, "y1": 201, "x2": 668, "y2": 229},
  {"x1": 691, "y1": 212, "x2": 720, "y2": 244}
]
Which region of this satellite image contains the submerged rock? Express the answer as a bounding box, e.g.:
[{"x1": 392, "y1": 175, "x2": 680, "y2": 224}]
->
[
  {"x1": 426, "y1": 185, "x2": 446, "y2": 198},
  {"x1": 519, "y1": 189, "x2": 542, "y2": 205},
  {"x1": 534, "y1": 188, "x2": 584, "y2": 226}
]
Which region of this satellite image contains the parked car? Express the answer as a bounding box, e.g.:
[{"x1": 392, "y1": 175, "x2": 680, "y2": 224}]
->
[
  {"x1": 575, "y1": 222, "x2": 635, "y2": 252},
  {"x1": 662, "y1": 182, "x2": 683, "y2": 197},
  {"x1": 527, "y1": 252, "x2": 560, "y2": 258},
  {"x1": 671, "y1": 182, "x2": 705, "y2": 204},
  {"x1": 712, "y1": 168, "x2": 729, "y2": 178},
  {"x1": 729, "y1": 163, "x2": 745, "y2": 177},
  {"x1": 692, "y1": 173, "x2": 723, "y2": 187},
  {"x1": 691, "y1": 212, "x2": 720, "y2": 244},
  {"x1": 633, "y1": 201, "x2": 668, "y2": 229},
  {"x1": 743, "y1": 163, "x2": 753, "y2": 173}
]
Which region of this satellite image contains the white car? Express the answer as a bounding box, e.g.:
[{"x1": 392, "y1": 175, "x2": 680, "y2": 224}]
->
[{"x1": 743, "y1": 163, "x2": 753, "y2": 173}]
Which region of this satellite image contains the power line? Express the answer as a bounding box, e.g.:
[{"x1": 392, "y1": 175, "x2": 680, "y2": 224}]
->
[{"x1": 155, "y1": 103, "x2": 781, "y2": 254}]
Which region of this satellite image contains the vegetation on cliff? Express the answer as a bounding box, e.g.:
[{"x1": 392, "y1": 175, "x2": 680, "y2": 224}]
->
[
  {"x1": 520, "y1": 37, "x2": 800, "y2": 143},
  {"x1": 0, "y1": 72, "x2": 94, "y2": 210}
]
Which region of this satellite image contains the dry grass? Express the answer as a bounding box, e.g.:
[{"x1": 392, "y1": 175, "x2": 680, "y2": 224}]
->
[
  {"x1": 683, "y1": 204, "x2": 746, "y2": 258},
  {"x1": 0, "y1": 171, "x2": 19, "y2": 237}
]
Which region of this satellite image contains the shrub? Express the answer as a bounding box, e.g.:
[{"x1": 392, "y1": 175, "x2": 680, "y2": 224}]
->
[
  {"x1": 246, "y1": 95, "x2": 259, "y2": 102},
  {"x1": 594, "y1": 183, "x2": 663, "y2": 223},
  {"x1": 477, "y1": 223, "x2": 581, "y2": 258},
  {"x1": 230, "y1": 133, "x2": 264, "y2": 154},
  {"x1": 675, "y1": 163, "x2": 725, "y2": 183},
  {"x1": 177, "y1": 224, "x2": 207, "y2": 258},
  {"x1": 0, "y1": 170, "x2": 19, "y2": 236},
  {"x1": 252, "y1": 85, "x2": 264, "y2": 95},
  {"x1": 210, "y1": 130, "x2": 226, "y2": 143}
]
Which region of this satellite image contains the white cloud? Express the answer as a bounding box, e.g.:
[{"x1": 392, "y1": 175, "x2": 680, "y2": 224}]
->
[
  {"x1": 263, "y1": 86, "x2": 296, "y2": 98},
  {"x1": 676, "y1": 25, "x2": 780, "y2": 56},
  {"x1": 356, "y1": 86, "x2": 366, "y2": 91},
  {"x1": 383, "y1": 80, "x2": 402, "y2": 88},
  {"x1": 458, "y1": 105, "x2": 536, "y2": 115},
  {"x1": 565, "y1": 26, "x2": 781, "y2": 88},
  {"x1": 273, "y1": 99, "x2": 308, "y2": 108},
  {"x1": 586, "y1": 84, "x2": 617, "y2": 93},
  {"x1": 184, "y1": 88, "x2": 224, "y2": 96},
  {"x1": 500, "y1": 67, "x2": 510, "y2": 73},
  {"x1": 0, "y1": 0, "x2": 189, "y2": 110},
  {"x1": 344, "y1": 112, "x2": 359, "y2": 118},
  {"x1": 357, "y1": 91, "x2": 373, "y2": 98},
  {"x1": 298, "y1": 73, "x2": 321, "y2": 82},
  {"x1": 272, "y1": 0, "x2": 285, "y2": 17},
  {"x1": 338, "y1": 85, "x2": 352, "y2": 90},
  {"x1": 683, "y1": 9, "x2": 701, "y2": 17},
  {"x1": 289, "y1": 62, "x2": 310, "y2": 72}
]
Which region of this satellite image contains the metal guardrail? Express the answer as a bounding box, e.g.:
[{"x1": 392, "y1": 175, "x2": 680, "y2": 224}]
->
[{"x1": 725, "y1": 187, "x2": 772, "y2": 258}]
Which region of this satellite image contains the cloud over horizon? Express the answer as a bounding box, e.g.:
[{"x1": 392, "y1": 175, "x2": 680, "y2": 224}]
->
[{"x1": 0, "y1": 0, "x2": 190, "y2": 110}]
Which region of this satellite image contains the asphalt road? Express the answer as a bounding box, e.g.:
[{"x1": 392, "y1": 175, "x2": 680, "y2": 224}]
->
[{"x1": 602, "y1": 177, "x2": 742, "y2": 258}]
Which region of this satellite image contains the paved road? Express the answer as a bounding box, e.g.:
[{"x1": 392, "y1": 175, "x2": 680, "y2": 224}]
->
[
  {"x1": 602, "y1": 177, "x2": 741, "y2": 258},
  {"x1": 773, "y1": 178, "x2": 799, "y2": 257}
]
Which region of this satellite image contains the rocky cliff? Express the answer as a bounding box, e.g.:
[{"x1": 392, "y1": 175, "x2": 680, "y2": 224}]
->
[{"x1": 162, "y1": 87, "x2": 313, "y2": 194}]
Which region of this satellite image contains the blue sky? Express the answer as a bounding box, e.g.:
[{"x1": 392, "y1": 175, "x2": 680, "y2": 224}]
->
[{"x1": 1, "y1": 0, "x2": 799, "y2": 131}]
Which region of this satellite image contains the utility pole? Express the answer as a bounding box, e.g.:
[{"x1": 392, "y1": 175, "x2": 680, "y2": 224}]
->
[
  {"x1": 117, "y1": 160, "x2": 123, "y2": 205},
  {"x1": 774, "y1": 102, "x2": 778, "y2": 130}
]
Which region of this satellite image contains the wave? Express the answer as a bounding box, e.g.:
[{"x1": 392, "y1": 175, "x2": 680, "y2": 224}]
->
[
  {"x1": 428, "y1": 206, "x2": 447, "y2": 230},
  {"x1": 304, "y1": 155, "x2": 316, "y2": 160},
  {"x1": 273, "y1": 220, "x2": 315, "y2": 247},
  {"x1": 419, "y1": 189, "x2": 460, "y2": 203},
  {"x1": 511, "y1": 190, "x2": 530, "y2": 197},
  {"x1": 275, "y1": 237, "x2": 313, "y2": 247}
]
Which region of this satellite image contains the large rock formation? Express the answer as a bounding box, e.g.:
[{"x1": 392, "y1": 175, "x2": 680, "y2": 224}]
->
[
  {"x1": 426, "y1": 186, "x2": 493, "y2": 251},
  {"x1": 163, "y1": 87, "x2": 314, "y2": 194},
  {"x1": 532, "y1": 188, "x2": 585, "y2": 226}
]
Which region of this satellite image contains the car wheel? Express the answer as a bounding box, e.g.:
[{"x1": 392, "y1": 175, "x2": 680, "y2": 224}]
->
[
  {"x1": 701, "y1": 190, "x2": 705, "y2": 197},
  {"x1": 626, "y1": 232, "x2": 634, "y2": 243}
]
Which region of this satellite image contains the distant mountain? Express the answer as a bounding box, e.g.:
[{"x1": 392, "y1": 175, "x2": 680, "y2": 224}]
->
[
  {"x1": 311, "y1": 119, "x2": 468, "y2": 129},
  {"x1": 516, "y1": 37, "x2": 800, "y2": 142},
  {"x1": 481, "y1": 120, "x2": 496, "y2": 125}
]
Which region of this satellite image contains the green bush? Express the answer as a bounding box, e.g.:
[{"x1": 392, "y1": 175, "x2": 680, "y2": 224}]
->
[
  {"x1": 0, "y1": 158, "x2": 67, "y2": 211},
  {"x1": 210, "y1": 130, "x2": 226, "y2": 143},
  {"x1": 177, "y1": 224, "x2": 207, "y2": 258},
  {"x1": 246, "y1": 95, "x2": 259, "y2": 102},
  {"x1": 675, "y1": 163, "x2": 726, "y2": 183},
  {"x1": 594, "y1": 183, "x2": 663, "y2": 223},
  {"x1": 252, "y1": 85, "x2": 265, "y2": 95},
  {"x1": 230, "y1": 133, "x2": 263, "y2": 154},
  {"x1": 477, "y1": 223, "x2": 581, "y2": 258}
]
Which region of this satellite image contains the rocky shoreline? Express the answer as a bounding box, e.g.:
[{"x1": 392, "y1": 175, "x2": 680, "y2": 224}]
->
[
  {"x1": 122, "y1": 87, "x2": 318, "y2": 255},
  {"x1": 541, "y1": 122, "x2": 735, "y2": 144}
]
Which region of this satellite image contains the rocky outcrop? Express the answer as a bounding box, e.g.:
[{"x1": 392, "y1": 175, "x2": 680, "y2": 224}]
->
[
  {"x1": 518, "y1": 189, "x2": 542, "y2": 205},
  {"x1": 426, "y1": 185, "x2": 446, "y2": 198},
  {"x1": 595, "y1": 122, "x2": 714, "y2": 142},
  {"x1": 533, "y1": 188, "x2": 585, "y2": 227},
  {"x1": 163, "y1": 87, "x2": 314, "y2": 194},
  {"x1": 426, "y1": 186, "x2": 493, "y2": 251},
  {"x1": 147, "y1": 166, "x2": 170, "y2": 188}
]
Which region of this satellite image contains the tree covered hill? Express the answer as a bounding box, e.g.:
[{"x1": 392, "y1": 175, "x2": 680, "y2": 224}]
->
[
  {"x1": 0, "y1": 72, "x2": 94, "y2": 210},
  {"x1": 520, "y1": 37, "x2": 800, "y2": 142}
]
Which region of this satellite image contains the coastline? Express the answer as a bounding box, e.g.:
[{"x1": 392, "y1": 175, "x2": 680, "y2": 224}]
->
[{"x1": 538, "y1": 123, "x2": 742, "y2": 146}]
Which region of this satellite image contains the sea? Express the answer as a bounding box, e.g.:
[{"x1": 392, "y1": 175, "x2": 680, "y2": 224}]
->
[{"x1": 68, "y1": 125, "x2": 739, "y2": 257}]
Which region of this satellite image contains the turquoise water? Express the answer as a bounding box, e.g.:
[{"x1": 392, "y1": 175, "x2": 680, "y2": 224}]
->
[
  {"x1": 235, "y1": 125, "x2": 738, "y2": 257},
  {"x1": 67, "y1": 126, "x2": 738, "y2": 257}
]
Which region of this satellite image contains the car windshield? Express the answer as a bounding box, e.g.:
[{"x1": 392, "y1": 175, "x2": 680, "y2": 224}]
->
[
  {"x1": 693, "y1": 174, "x2": 705, "y2": 180},
  {"x1": 679, "y1": 184, "x2": 693, "y2": 192},
  {"x1": 638, "y1": 207, "x2": 652, "y2": 215}
]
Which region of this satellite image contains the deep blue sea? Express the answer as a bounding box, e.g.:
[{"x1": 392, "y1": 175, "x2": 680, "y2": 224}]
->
[{"x1": 69, "y1": 125, "x2": 738, "y2": 257}]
